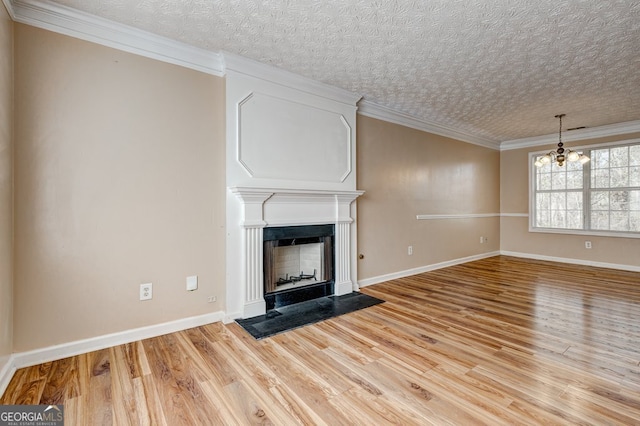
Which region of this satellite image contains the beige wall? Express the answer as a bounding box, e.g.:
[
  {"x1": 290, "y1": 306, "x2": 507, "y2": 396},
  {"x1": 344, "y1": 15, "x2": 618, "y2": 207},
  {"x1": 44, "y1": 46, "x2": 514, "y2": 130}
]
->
[
  {"x1": 356, "y1": 115, "x2": 500, "y2": 281},
  {"x1": 501, "y1": 132, "x2": 640, "y2": 268},
  {"x1": 13, "y1": 25, "x2": 226, "y2": 352},
  {"x1": 0, "y1": 3, "x2": 13, "y2": 367}
]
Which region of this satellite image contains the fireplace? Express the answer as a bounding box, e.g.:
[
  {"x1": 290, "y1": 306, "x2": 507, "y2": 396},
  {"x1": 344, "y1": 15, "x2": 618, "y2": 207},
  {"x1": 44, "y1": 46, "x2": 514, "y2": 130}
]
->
[
  {"x1": 263, "y1": 224, "x2": 334, "y2": 310},
  {"x1": 227, "y1": 187, "x2": 363, "y2": 319}
]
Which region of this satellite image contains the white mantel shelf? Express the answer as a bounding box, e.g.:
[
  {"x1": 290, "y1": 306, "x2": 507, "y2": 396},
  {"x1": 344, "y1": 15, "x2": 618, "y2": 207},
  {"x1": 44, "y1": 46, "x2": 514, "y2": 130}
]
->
[{"x1": 230, "y1": 187, "x2": 365, "y2": 200}]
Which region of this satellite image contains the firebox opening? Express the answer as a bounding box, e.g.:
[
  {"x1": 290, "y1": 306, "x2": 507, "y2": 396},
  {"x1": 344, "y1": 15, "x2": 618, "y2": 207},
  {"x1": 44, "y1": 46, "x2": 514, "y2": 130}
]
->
[{"x1": 263, "y1": 224, "x2": 335, "y2": 310}]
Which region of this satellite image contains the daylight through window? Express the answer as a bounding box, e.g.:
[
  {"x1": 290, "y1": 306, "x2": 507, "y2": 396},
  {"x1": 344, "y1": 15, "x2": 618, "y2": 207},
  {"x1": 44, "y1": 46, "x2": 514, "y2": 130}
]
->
[{"x1": 531, "y1": 140, "x2": 640, "y2": 236}]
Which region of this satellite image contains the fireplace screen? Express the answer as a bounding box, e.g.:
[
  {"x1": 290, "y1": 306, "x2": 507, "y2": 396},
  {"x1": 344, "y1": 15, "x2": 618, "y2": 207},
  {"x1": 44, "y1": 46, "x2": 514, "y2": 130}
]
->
[{"x1": 263, "y1": 225, "x2": 334, "y2": 295}]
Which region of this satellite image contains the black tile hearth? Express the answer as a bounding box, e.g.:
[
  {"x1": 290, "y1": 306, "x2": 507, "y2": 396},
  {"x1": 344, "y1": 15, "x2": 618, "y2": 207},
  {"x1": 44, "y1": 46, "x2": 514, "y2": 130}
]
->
[
  {"x1": 236, "y1": 292, "x2": 384, "y2": 339},
  {"x1": 264, "y1": 281, "x2": 333, "y2": 311}
]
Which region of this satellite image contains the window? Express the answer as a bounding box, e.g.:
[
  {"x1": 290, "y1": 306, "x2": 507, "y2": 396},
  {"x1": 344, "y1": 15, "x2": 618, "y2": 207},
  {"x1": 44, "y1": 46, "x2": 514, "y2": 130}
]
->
[{"x1": 531, "y1": 140, "x2": 640, "y2": 237}]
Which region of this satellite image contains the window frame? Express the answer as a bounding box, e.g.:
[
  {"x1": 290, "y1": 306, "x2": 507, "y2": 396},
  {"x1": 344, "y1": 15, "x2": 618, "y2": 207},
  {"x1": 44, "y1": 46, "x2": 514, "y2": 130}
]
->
[{"x1": 528, "y1": 138, "x2": 640, "y2": 239}]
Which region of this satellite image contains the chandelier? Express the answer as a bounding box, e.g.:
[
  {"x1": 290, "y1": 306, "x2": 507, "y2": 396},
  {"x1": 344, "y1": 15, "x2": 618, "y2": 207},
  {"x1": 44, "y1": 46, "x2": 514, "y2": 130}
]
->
[{"x1": 534, "y1": 114, "x2": 589, "y2": 167}]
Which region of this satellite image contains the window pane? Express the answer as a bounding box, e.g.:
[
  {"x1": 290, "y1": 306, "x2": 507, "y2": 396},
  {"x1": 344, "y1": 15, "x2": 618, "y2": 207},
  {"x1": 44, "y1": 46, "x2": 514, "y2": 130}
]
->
[
  {"x1": 591, "y1": 191, "x2": 609, "y2": 210},
  {"x1": 630, "y1": 191, "x2": 640, "y2": 231},
  {"x1": 537, "y1": 193, "x2": 550, "y2": 210},
  {"x1": 591, "y1": 211, "x2": 610, "y2": 230},
  {"x1": 610, "y1": 211, "x2": 629, "y2": 231},
  {"x1": 610, "y1": 167, "x2": 629, "y2": 188},
  {"x1": 552, "y1": 172, "x2": 566, "y2": 190},
  {"x1": 610, "y1": 146, "x2": 629, "y2": 167},
  {"x1": 593, "y1": 149, "x2": 609, "y2": 168},
  {"x1": 631, "y1": 145, "x2": 640, "y2": 166},
  {"x1": 536, "y1": 209, "x2": 550, "y2": 227},
  {"x1": 630, "y1": 166, "x2": 640, "y2": 186},
  {"x1": 610, "y1": 191, "x2": 629, "y2": 211},
  {"x1": 592, "y1": 169, "x2": 610, "y2": 188},
  {"x1": 631, "y1": 213, "x2": 640, "y2": 232},
  {"x1": 631, "y1": 190, "x2": 640, "y2": 210},
  {"x1": 566, "y1": 210, "x2": 583, "y2": 229},
  {"x1": 551, "y1": 209, "x2": 566, "y2": 228},
  {"x1": 566, "y1": 171, "x2": 582, "y2": 189},
  {"x1": 551, "y1": 193, "x2": 565, "y2": 210},
  {"x1": 567, "y1": 192, "x2": 582, "y2": 210},
  {"x1": 567, "y1": 161, "x2": 582, "y2": 171},
  {"x1": 538, "y1": 172, "x2": 552, "y2": 190}
]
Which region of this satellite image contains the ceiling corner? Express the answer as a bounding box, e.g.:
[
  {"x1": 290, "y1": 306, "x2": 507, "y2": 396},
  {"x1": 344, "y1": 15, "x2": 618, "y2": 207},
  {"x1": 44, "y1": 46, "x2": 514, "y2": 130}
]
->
[
  {"x1": 222, "y1": 52, "x2": 363, "y2": 106},
  {"x1": 500, "y1": 120, "x2": 640, "y2": 151},
  {"x1": 3, "y1": 0, "x2": 15, "y2": 20},
  {"x1": 357, "y1": 100, "x2": 500, "y2": 150}
]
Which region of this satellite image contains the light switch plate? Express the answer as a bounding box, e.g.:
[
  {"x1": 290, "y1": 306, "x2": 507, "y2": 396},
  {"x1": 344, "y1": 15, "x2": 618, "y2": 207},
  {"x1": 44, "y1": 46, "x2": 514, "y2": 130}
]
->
[{"x1": 186, "y1": 275, "x2": 198, "y2": 291}]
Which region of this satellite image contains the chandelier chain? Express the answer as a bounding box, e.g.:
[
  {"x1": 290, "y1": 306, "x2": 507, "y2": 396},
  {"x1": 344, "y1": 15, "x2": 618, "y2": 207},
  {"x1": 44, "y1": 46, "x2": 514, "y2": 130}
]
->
[{"x1": 555, "y1": 113, "x2": 565, "y2": 147}]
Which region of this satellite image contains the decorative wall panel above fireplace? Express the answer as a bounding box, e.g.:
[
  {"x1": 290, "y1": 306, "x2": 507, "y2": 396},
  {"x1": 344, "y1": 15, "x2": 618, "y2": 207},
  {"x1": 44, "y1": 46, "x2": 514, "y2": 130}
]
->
[
  {"x1": 237, "y1": 92, "x2": 352, "y2": 183},
  {"x1": 225, "y1": 53, "x2": 362, "y2": 192}
]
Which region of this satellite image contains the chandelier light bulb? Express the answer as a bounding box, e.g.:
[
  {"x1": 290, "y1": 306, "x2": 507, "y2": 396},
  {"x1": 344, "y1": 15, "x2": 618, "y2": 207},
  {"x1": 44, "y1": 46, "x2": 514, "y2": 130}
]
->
[{"x1": 567, "y1": 151, "x2": 580, "y2": 162}]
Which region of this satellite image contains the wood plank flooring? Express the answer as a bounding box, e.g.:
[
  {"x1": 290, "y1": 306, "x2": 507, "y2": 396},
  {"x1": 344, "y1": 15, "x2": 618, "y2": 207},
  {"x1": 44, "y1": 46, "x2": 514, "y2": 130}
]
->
[{"x1": 3, "y1": 255, "x2": 640, "y2": 424}]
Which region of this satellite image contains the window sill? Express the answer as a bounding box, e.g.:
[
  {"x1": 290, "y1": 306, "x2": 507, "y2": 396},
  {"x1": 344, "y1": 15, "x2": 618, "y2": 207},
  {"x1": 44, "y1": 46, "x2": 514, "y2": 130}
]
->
[{"x1": 529, "y1": 227, "x2": 640, "y2": 239}]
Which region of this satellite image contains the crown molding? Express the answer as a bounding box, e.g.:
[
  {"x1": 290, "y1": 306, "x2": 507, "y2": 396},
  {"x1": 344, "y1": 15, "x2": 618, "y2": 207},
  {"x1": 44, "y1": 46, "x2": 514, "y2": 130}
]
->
[
  {"x1": 2, "y1": 0, "x2": 15, "y2": 19},
  {"x1": 7, "y1": 0, "x2": 361, "y2": 104},
  {"x1": 9, "y1": 0, "x2": 224, "y2": 76},
  {"x1": 357, "y1": 100, "x2": 500, "y2": 150},
  {"x1": 223, "y1": 52, "x2": 362, "y2": 106},
  {"x1": 500, "y1": 119, "x2": 640, "y2": 151}
]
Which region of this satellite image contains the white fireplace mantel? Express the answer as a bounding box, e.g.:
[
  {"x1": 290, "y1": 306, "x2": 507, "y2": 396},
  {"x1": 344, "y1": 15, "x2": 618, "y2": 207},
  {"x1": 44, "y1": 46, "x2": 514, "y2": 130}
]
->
[
  {"x1": 231, "y1": 186, "x2": 364, "y2": 225},
  {"x1": 228, "y1": 187, "x2": 364, "y2": 319},
  {"x1": 224, "y1": 58, "x2": 363, "y2": 321}
]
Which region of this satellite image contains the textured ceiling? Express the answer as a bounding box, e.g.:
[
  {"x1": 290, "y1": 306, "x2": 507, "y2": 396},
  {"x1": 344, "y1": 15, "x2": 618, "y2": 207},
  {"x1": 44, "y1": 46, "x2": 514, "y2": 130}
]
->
[{"x1": 45, "y1": 0, "x2": 640, "y2": 143}]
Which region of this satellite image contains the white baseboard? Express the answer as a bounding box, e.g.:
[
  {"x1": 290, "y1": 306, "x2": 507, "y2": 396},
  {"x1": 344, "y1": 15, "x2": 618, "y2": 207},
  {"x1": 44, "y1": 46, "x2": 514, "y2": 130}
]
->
[
  {"x1": 357, "y1": 251, "x2": 500, "y2": 288},
  {"x1": 11, "y1": 310, "x2": 225, "y2": 372},
  {"x1": 335, "y1": 279, "x2": 355, "y2": 296},
  {"x1": 223, "y1": 311, "x2": 242, "y2": 324},
  {"x1": 242, "y1": 300, "x2": 266, "y2": 321},
  {"x1": 0, "y1": 354, "x2": 17, "y2": 398},
  {"x1": 500, "y1": 251, "x2": 640, "y2": 272}
]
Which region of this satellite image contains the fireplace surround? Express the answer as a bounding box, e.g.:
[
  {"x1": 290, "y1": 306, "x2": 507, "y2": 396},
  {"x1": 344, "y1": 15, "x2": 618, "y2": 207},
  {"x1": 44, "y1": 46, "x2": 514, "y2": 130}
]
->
[
  {"x1": 227, "y1": 187, "x2": 363, "y2": 319},
  {"x1": 263, "y1": 224, "x2": 335, "y2": 310}
]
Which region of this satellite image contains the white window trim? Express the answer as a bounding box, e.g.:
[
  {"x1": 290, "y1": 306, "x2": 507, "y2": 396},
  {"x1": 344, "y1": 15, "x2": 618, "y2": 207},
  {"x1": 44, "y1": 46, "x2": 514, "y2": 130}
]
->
[{"x1": 528, "y1": 138, "x2": 640, "y2": 239}]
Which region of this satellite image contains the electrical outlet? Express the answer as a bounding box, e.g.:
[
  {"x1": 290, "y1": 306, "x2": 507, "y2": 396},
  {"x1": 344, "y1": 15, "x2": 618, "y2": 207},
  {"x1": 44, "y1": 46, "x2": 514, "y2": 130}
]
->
[
  {"x1": 408, "y1": 246, "x2": 413, "y2": 255},
  {"x1": 207, "y1": 296, "x2": 217, "y2": 303},
  {"x1": 585, "y1": 241, "x2": 592, "y2": 249},
  {"x1": 140, "y1": 283, "x2": 152, "y2": 301}
]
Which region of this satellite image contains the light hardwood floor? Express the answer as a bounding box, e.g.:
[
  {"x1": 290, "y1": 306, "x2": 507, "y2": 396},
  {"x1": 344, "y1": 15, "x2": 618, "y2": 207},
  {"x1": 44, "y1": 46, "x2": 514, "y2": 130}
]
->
[{"x1": 2, "y1": 255, "x2": 640, "y2": 425}]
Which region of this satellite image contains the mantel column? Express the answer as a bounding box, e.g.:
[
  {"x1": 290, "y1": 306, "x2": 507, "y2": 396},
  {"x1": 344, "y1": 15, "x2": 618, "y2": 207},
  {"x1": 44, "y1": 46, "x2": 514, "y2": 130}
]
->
[
  {"x1": 334, "y1": 193, "x2": 364, "y2": 295},
  {"x1": 334, "y1": 220, "x2": 353, "y2": 296},
  {"x1": 231, "y1": 189, "x2": 274, "y2": 318}
]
